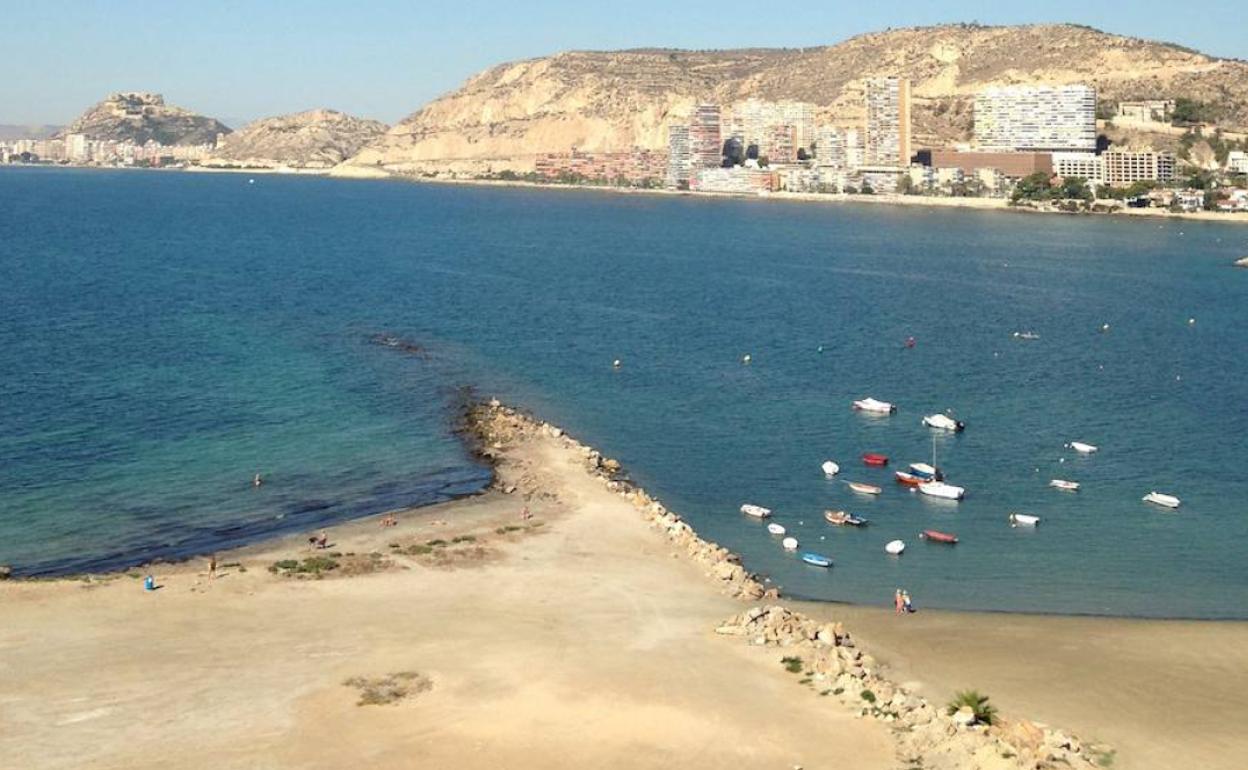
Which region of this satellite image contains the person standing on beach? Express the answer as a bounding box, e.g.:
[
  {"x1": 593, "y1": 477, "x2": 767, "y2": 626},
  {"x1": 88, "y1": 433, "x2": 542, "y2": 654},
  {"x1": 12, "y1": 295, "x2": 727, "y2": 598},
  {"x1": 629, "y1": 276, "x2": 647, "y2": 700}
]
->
[
  {"x1": 894, "y1": 588, "x2": 904, "y2": 615},
  {"x1": 903, "y1": 591, "x2": 915, "y2": 614},
  {"x1": 208, "y1": 554, "x2": 217, "y2": 580}
]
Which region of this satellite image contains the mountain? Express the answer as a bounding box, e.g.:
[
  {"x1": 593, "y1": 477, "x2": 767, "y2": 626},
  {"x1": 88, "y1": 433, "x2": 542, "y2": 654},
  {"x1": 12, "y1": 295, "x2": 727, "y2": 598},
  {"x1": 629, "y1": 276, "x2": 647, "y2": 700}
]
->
[
  {"x1": 61, "y1": 92, "x2": 229, "y2": 146},
  {"x1": 342, "y1": 23, "x2": 1248, "y2": 176},
  {"x1": 203, "y1": 109, "x2": 387, "y2": 169},
  {"x1": 0, "y1": 124, "x2": 61, "y2": 141}
]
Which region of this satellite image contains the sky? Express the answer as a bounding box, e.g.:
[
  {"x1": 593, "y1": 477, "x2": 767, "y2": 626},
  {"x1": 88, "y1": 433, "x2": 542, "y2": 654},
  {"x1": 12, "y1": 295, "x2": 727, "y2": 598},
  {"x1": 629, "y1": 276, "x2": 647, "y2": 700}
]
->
[{"x1": 2, "y1": 0, "x2": 1246, "y2": 128}]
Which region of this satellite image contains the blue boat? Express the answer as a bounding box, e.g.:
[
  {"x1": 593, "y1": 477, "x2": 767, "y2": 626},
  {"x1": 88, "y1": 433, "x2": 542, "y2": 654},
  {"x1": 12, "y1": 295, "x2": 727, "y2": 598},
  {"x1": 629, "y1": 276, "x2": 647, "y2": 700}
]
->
[{"x1": 800, "y1": 552, "x2": 833, "y2": 568}]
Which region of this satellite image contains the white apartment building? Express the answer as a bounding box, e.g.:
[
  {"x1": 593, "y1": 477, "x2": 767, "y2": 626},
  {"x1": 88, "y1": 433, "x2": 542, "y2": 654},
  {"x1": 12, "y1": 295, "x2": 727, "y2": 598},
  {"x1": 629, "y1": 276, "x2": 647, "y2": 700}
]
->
[
  {"x1": 864, "y1": 77, "x2": 911, "y2": 167},
  {"x1": 1052, "y1": 152, "x2": 1104, "y2": 184},
  {"x1": 64, "y1": 133, "x2": 89, "y2": 162},
  {"x1": 813, "y1": 126, "x2": 846, "y2": 170},
  {"x1": 727, "y1": 99, "x2": 816, "y2": 162},
  {"x1": 974, "y1": 85, "x2": 1097, "y2": 152}
]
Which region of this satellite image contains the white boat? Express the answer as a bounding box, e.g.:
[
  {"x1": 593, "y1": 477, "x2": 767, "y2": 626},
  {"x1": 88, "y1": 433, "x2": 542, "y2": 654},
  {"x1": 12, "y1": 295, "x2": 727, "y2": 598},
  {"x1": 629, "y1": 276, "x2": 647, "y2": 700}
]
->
[
  {"x1": 918, "y1": 481, "x2": 965, "y2": 501},
  {"x1": 884, "y1": 539, "x2": 906, "y2": 555},
  {"x1": 1012, "y1": 331, "x2": 1041, "y2": 340},
  {"x1": 1049, "y1": 479, "x2": 1080, "y2": 492},
  {"x1": 846, "y1": 481, "x2": 882, "y2": 495},
  {"x1": 853, "y1": 397, "x2": 896, "y2": 414},
  {"x1": 1009, "y1": 513, "x2": 1041, "y2": 527},
  {"x1": 1143, "y1": 491, "x2": 1181, "y2": 509},
  {"x1": 1069, "y1": 441, "x2": 1099, "y2": 454},
  {"x1": 922, "y1": 413, "x2": 965, "y2": 432},
  {"x1": 821, "y1": 460, "x2": 840, "y2": 477},
  {"x1": 781, "y1": 536, "x2": 799, "y2": 551},
  {"x1": 740, "y1": 504, "x2": 772, "y2": 519},
  {"x1": 766, "y1": 522, "x2": 786, "y2": 536},
  {"x1": 909, "y1": 462, "x2": 942, "y2": 481}
]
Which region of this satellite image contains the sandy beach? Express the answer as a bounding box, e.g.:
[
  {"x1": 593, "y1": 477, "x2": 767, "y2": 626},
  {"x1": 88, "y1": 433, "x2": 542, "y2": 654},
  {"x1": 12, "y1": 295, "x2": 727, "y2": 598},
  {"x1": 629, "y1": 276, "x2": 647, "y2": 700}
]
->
[{"x1": 3, "y1": 403, "x2": 1246, "y2": 769}]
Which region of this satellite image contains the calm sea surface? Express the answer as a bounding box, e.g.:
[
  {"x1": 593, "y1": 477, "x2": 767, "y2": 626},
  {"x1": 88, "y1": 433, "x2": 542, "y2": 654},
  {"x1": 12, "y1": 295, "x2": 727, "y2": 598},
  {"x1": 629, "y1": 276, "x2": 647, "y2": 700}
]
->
[{"x1": 2, "y1": 167, "x2": 1246, "y2": 617}]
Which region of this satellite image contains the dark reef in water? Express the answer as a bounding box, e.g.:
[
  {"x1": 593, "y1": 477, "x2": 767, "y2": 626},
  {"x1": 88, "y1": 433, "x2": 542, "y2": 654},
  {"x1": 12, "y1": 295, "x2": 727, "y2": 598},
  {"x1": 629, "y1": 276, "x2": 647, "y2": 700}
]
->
[{"x1": 368, "y1": 333, "x2": 428, "y2": 357}]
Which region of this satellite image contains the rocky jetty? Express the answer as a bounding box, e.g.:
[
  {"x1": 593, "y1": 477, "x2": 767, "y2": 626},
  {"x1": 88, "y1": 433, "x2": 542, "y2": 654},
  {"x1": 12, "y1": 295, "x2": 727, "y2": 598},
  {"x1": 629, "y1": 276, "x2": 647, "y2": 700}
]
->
[
  {"x1": 61, "y1": 92, "x2": 229, "y2": 145},
  {"x1": 344, "y1": 23, "x2": 1248, "y2": 176},
  {"x1": 465, "y1": 398, "x2": 1109, "y2": 769},
  {"x1": 716, "y1": 605, "x2": 1106, "y2": 770},
  {"x1": 204, "y1": 109, "x2": 387, "y2": 169}
]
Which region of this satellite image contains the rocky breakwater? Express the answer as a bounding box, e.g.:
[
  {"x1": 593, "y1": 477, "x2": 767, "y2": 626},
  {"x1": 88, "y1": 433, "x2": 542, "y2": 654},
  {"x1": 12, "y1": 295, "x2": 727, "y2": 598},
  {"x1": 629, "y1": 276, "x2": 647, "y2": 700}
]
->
[
  {"x1": 463, "y1": 399, "x2": 776, "y2": 602},
  {"x1": 716, "y1": 605, "x2": 1107, "y2": 770}
]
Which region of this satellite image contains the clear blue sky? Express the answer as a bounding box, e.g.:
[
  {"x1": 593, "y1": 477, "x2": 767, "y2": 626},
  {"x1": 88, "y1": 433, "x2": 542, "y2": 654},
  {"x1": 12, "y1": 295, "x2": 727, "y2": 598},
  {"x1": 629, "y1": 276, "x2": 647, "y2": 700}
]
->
[{"x1": 2, "y1": 0, "x2": 1245, "y2": 127}]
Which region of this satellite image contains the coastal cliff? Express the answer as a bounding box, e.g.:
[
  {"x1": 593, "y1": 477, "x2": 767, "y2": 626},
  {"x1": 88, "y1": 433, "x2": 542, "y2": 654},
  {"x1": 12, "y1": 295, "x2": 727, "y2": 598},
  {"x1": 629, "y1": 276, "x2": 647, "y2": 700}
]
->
[
  {"x1": 61, "y1": 92, "x2": 229, "y2": 146},
  {"x1": 342, "y1": 23, "x2": 1248, "y2": 176},
  {"x1": 203, "y1": 109, "x2": 387, "y2": 169}
]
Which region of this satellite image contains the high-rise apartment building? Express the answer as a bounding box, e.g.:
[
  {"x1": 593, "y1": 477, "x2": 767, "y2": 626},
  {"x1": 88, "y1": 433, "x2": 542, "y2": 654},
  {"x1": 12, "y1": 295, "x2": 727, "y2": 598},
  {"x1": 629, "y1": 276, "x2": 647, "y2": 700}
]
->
[
  {"x1": 726, "y1": 99, "x2": 816, "y2": 162},
  {"x1": 864, "y1": 77, "x2": 911, "y2": 167},
  {"x1": 689, "y1": 104, "x2": 723, "y2": 169},
  {"x1": 974, "y1": 85, "x2": 1097, "y2": 152},
  {"x1": 814, "y1": 126, "x2": 846, "y2": 170},
  {"x1": 665, "y1": 125, "x2": 692, "y2": 189}
]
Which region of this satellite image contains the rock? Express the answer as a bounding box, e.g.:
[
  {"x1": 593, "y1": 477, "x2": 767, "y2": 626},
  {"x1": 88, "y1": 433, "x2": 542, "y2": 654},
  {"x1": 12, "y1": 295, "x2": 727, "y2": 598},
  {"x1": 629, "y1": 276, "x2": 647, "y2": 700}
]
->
[
  {"x1": 0, "y1": 565, "x2": 11, "y2": 580},
  {"x1": 952, "y1": 705, "x2": 976, "y2": 727},
  {"x1": 1235, "y1": 256, "x2": 1248, "y2": 267}
]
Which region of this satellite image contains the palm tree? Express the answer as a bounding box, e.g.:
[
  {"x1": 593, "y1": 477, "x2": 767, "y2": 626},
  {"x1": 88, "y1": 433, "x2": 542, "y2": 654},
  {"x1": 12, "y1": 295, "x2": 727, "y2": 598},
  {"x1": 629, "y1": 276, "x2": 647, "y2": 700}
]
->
[{"x1": 946, "y1": 690, "x2": 998, "y2": 725}]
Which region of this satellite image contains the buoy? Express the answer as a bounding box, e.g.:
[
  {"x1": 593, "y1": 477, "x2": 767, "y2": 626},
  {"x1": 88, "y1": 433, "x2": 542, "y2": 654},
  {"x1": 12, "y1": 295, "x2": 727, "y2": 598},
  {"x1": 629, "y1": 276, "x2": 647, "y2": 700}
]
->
[
  {"x1": 612, "y1": 359, "x2": 621, "y2": 369},
  {"x1": 1188, "y1": 318, "x2": 1196, "y2": 325},
  {"x1": 248, "y1": 178, "x2": 255, "y2": 184},
  {"x1": 817, "y1": 345, "x2": 824, "y2": 353},
  {"x1": 1101, "y1": 323, "x2": 1110, "y2": 332},
  {"x1": 1059, "y1": 457, "x2": 1066, "y2": 464},
  {"x1": 742, "y1": 354, "x2": 751, "y2": 364}
]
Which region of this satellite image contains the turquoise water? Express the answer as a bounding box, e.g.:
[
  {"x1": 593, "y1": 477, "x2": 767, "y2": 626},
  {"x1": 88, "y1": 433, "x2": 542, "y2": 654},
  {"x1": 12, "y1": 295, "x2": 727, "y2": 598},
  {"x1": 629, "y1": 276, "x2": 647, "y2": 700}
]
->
[{"x1": 2, "y1": 167, "x2": 1246, "y2": 617}]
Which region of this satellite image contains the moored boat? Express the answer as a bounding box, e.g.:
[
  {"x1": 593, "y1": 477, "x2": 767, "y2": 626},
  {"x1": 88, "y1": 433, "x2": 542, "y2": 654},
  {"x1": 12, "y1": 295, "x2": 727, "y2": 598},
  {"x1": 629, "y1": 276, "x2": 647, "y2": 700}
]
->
[
  {"x1": 919, "y1": 481, "x2": 965, "y2": 500},
  {"x1": 862, "y1": 452, "x2": 889, "y2": 467},
  {"x1": 919, "y1": 529, "x2": 958, "y2": 544},
  {"x1": 824, "y1": 509, "x2": 869, "y2": 527},
  {"x1": 1143, "y1": 491, "x2": 1181, "y2": 509},
  {"x1": 800, "y1": 552, "x2": 833, "y2": 568},
  {"x1": 1009, "y1": 513, "x2": 1041, "y2": 527},
  {"x1": 821, "y1": 460, "x2": 841, "y2": 477},
  {"x1": 782, "y1": 536, "x2": 799, "y2": 551},
  {"x1": 1012, "y1": 331, "x2": 1041, "y2": 340},
  {"x1": 766, "y1": 522, "x2": 786, "y2": 536},
  {"x1": 894, "y1": 471, "x2": 925, "y2": 487},
  {"x1": 1069, "y1": 441, "x2": 1099, "y2": 454},
  {"x1": 740, "y1": 504, "x2": 772, "y2": 519},
  {"x1": 922, "y1": 413, "x2": 965, "y2": 432},
  {"x1": 853, "y1": 397, "x2": 896, "y2": 414},
  {"x1": 884, "y1": 539, "x2": 906, "y2": 555},
  {"x1": 1049, "y1": 479, "x2": 1080, "y2": 492},
  {"x1": 846, "y1": 481, "x2": 882, "y2": 495},
  {"x1": 908, "y1": 462, "x2": 943, "y2": 481}
]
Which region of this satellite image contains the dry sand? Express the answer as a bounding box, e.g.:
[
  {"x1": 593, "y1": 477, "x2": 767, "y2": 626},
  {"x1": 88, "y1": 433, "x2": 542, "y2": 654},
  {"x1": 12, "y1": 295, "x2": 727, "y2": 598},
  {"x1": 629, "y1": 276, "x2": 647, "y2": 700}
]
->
[{"x1": 4, "y1": 422, "x2": 1246, "y2": 769}]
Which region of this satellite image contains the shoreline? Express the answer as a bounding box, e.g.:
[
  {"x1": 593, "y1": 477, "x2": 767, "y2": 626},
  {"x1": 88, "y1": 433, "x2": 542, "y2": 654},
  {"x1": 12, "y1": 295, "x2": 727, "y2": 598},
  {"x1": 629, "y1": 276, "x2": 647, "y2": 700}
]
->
[{"x1": 7, "y1": 399, "x2": 1246, "y2": 769}]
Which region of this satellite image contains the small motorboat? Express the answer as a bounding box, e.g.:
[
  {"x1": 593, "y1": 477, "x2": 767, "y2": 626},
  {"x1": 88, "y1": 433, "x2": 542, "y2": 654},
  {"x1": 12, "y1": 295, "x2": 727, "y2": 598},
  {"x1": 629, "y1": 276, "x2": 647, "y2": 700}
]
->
[
  {"x1": 1069, "y1": 441, "x2": 1099, "y2": 454},
  {"x1": 853, "y1": 397, "x2": 896, "y2": 414},
  {"x1": 920, "y1": 529, "x2": 958, "y2": 544},
  {"x1": 894, "y1": 471, "x2": 925, "y2": 487},
  {"x1": 862, "y1": 452, "x2": 889, "y2": 466},
  {"x1": 824, "y1": 510, "x2": 869, "y2": 527},
  {"x1": 800, "y1": 552, "x2": 833, "y2": 568},
  {"x1": 1049, "y1": 479, "x2": 1080, "y2": 492},
  {"x1": 846, "y1": 481, "x2": 882, "y2": 495},
  {"x1": 922, "y1": 413, "x2": 965, "y2": 432},
  {"x1": 821, "y1": 460, "x2": 840, "y2": 477},
  {"x1": 782, "y1": 536, "x2": 799, "y2": 551},
  {"x1": 1143, "y1": 491, "x2": 1181, "y2": 509},
  {"x1": 919, "y1": 481, "x2": 965, "y2": 500},
  {"x1": 1009, "y1": 513, "x2": 1041, "y2": 527},
  {"x1": 740, "y1": 504, "x2": 772, "y2": 519},
  {"x1": 908, "y1": 462, "x2": 944, "y2": 481},
  {"x1": 1012, "y1": 331, "x2": 1041, "y2": 340},
  {"x1": 884, "y1": 539, "x2": 906, "y2": 555},
  {"x1": 766, "y1": 522, "x2": 786, "y2": 536}
]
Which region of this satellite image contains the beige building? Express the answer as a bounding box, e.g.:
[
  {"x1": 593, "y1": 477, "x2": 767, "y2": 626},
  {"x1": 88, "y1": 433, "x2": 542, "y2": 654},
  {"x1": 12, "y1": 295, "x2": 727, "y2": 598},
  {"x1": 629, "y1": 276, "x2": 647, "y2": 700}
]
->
[
  {"x1": 1052, "y1": 152, "x2": 1103, "y2": 183},
  {"x1": 864, "y1": 77, "x2": 911, "y2": 167},
  {"x1": 930, "y1": 150, "x2": 1053, "y2": 179},
  {"x1": 1102, "y1": 150, "x2": 1176, "y2": 186},
  {"x1": 1115, "y1": 100, "x2": 1175, "y2": 125}
]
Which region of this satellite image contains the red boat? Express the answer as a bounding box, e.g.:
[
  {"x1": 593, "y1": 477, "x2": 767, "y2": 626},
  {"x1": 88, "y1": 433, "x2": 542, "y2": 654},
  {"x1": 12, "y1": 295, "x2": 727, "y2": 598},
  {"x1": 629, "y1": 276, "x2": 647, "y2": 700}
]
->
[
  {"x1": 894, "y1": 471, "x2": 924, "y2": 486},
  {"x1": 862, "y1": 453, "x2": 889, "y2": 467},
  {"x1": 920, "y1": 529, "x2": 959, "y2": 544}
]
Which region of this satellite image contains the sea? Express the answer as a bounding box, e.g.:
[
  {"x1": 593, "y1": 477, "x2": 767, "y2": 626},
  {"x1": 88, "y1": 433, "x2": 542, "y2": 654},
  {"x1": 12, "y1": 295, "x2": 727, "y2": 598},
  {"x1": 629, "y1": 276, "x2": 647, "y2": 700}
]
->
[{"x1": 2, "y1": 166, "x2": 1246, "y2": 618}]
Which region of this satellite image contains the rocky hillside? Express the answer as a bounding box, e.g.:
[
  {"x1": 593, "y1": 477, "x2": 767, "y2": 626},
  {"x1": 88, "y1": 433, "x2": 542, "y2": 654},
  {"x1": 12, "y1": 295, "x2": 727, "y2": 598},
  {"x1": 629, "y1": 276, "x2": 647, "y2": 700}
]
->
[
  {"x1": 61, "y1": 92, "x2": 229, "y2": 146},
  {"x1": 203, "y1": 109, "x2": 387, "y2": 169},
  {"x1": 343, "y1": 23, "x2": 1248, "y2": 176}
]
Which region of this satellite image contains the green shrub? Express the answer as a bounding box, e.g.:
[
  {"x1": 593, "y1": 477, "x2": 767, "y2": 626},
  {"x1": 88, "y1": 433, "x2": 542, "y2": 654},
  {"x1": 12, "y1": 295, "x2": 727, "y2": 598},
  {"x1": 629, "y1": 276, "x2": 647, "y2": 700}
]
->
[
  {"x1": 946, "y1": 690, "x2": 998, "y2": 725},
  {"x1": 860, "y1": 689, "x2": 877, "y2": 703},
  {"x1": 451, "y1": 535, "x2": 476, "y2": 544},
  {"x1": 780, "y1": 656, "x2": 803, "y2": 673}
]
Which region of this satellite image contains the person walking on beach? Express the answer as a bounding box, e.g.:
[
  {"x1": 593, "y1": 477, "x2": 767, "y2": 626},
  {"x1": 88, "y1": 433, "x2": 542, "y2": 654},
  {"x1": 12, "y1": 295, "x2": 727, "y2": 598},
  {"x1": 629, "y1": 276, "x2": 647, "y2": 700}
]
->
[
  {"x1": 208, "y1": 553, "x2": 217, "y2": 580},
  {"x1": 894, "y1": 588, "x2": 904, "y2": 615},
  {"x1": 902, "y1": 591, "x2": 915, "y2": 614}
]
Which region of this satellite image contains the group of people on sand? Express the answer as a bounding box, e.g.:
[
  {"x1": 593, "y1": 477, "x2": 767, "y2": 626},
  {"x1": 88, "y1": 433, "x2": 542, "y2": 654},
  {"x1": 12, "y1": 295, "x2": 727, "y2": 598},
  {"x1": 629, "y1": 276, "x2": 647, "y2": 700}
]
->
[
  {"x1": 894, "y1": 588, "x2": 916, "y2": 615},
  {"x1": 378, "y1": 514, "x2": 398, "y2": 528}
]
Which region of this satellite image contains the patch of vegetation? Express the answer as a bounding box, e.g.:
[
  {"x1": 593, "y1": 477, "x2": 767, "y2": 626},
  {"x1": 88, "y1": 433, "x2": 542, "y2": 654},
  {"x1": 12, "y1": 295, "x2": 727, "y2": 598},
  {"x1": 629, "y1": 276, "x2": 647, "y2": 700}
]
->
[
  {"x1": 860, "y1": 689, "x2": 877, "y2": 704},
  {"x1": 425, "y1": 539, "x2": 448, "y2": 547},
  {"x1": 833, "y1": 687, "x2": 844, "y2": 695},
  {"x1": 798, "y1": 677, "x2": 812, "y2": 685},
  {"x1": 270, "y1": 556, "x2": 339, "y2": 577},
  {"x1": 328, "y1": 552, "x2": 343, "y2": 558},
  {"x1": 343, "y1": 671, "x2": 432, "y2": 706},
  {"x1": 781, "y1": 656, "x2": 803, "y2": 673},
  {"x1": 820, "y1": 689, "x2": 832, "y2": 697},
  {"x1": 495, "y1": 525, "x2": 523, "y2": 534},
  {"x1": 406, "y1": 544, "x2": 434, "y2": 556},
  {"x1": 1091, "y1": 746, "x2": 1117, "y2": 767},
  {"x1": 946, "y1": 690, "x2": 998, "y2": 725},
  {"x1": 450, "y1": 535, "x2": 477, "y2": 544},
  {"x1": 1012, "y1": 172, "x2": 1092, "y2": 203}
]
